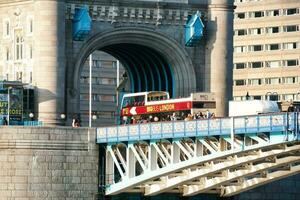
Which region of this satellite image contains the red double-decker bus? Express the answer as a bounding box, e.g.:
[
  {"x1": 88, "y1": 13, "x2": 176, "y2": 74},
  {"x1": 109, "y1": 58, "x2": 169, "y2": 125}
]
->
[{"x1": 120, "y1": 91, "x2": 216, "y2": 124}]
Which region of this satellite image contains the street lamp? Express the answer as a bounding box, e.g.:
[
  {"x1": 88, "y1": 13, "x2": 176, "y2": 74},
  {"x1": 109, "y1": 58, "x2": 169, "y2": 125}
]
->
[
  {"x1": 60, "y1": 113, "x2": 66, "y2": 120},
  {"x1": 92, "y1": 114, "x2": 97, "y2": 120},
  {"x1": 29, "y1": 112, "x2": 34, "y2": 120}
]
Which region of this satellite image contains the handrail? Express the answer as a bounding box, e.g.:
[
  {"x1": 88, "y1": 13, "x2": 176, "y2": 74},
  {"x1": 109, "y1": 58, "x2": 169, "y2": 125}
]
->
[{"x1": 96, "y1": 112, "x2": 299, "y2": 144}]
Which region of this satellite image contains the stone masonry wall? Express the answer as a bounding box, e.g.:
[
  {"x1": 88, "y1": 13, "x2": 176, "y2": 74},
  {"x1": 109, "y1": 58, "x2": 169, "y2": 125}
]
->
[{"x1": 0, "y1": 126, "x2": 98, "y2": 200}]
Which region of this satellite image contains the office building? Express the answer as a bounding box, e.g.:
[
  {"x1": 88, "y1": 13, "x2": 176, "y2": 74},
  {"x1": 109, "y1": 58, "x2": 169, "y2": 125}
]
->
[{"x1": 233, "y1": 0, "x2": 300, "y2": 102}]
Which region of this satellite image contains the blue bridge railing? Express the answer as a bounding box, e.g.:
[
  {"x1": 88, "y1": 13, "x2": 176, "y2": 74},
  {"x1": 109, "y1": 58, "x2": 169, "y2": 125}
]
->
[{"x1": 97, "y1": 112, "x2": 299, "y2": 144}]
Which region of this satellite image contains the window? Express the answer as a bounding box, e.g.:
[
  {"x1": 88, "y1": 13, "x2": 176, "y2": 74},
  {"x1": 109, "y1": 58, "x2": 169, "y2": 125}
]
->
[
  {"x1": 284, "y1": 8, "x2": 299, "y2": 16},
  {"x1": 80, "y1": 94, "x2": 89, "y2": 100},
  {"x1": 235, "y1": 46, "x2": 246, "y2": 53},
  {"x1": 284, "y1": 59, "x2": 298, "y2": 67},
  {"x1": 16, "y1": 71, "x2": 22, "y2": 81},
  {"x1": 253, "y1": 95, "x2": 262, "y2": 100},
  {"x1": 235, "y1": 63, "x2": 246, "y2": 69},
  {"x1": 29, "y1": 45, "x2": 33, "y2": 59},
  {"x1": 283, "y1": 42, "x2": 298, "y2": 50},
  {"x1": 250, "y1": 28, "x2": 260, "y2": 35},
  {"x1": 235, "y1": 79, "x2": 246, "y2": 86},
  {"x1": 233, "y1": 96, "x2": 243, "y2": 101},
  {"x1": 27, "y1": 17, "x2": 34, "y2": 34},
  {"x1": 283, "y1": 25, "x2": 299, "y2": 32},
  {"x1": 3, "y1": 19, "x2": 10, "y2": 37},
  {"x1": 250, "y1": 61, "x2": 263, "y2": 68},
  {"x1": 282, "y1": 94, "x2": 295, "y2": 101},
  {"x1": 248, "y1": 78, "x2": 262, "y2": 85},
  {"x1": 236, "y1": 13, "x2": 245, "y2": 19},
  {"x1": 249, "y1": 11, "x2": 264, "y2": 18},
  {"x1": 30, "y1": 72, "x2": 32, "y2": 83},
  {"x1": 267, "y1": 44, "x2": 280, "y2": 50},
  {"x1": 112, "y1": 61, "x2": 117, "y2": 68},
  {"x1": 99, "y1": 95, "x2": 116, "y2": 102},
  {"x1": 283, "y1": 77, "x2": 298, "y2": 84},
  {"x1": 254, "y1": 11, "x2": 264, "y2": 18},
  {"x1": 266, "y1": 60, "x2": 281, "y2": 68},
  {"x1": 266, "y1": 9, "x2": 280, "y2": 16},
  {"x1": 249, "y1": 28, "x2": 262, "y2": 35},
  {"x1": 80, "y1": 76, "x2": 89, "y2": 84},
  {"x1": 236, "y1": 29, "x2": 247, "y2": 36},
  {"x1": 266, "y1": 26, "x2": 279, "y2": 33},
  {"x1": 6, "y1": 48, "x2": 9, "y2": 61},
  {"x1": 265, "y1": 78, "x2": 281, "y2": 84},
  {"x1": 92, "y1": 60, "x2": 101, "y2": 68},
  {"x1": 249, "y1": 45, "x2": 263, "y2": 52},
  {"x1": 269, "y1": 94, "x2": 279, "y2": 101},
  {"x1": 15, "y1": 33, "x2": 24, "y2": 60},
  {"x1": 100, "y1": 78, "x2": 116, "y2": 85}
]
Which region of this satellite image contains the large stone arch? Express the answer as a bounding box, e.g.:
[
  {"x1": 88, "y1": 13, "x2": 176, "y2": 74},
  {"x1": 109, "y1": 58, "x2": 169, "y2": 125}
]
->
[{"x1": 68, "y1": 27, "x2": 196, "y2": 116}]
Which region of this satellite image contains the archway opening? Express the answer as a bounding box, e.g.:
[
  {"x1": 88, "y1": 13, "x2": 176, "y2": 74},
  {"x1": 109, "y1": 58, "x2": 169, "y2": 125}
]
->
[{"x1": 71, "y1": 27, "x2": 197, "y2": 126}]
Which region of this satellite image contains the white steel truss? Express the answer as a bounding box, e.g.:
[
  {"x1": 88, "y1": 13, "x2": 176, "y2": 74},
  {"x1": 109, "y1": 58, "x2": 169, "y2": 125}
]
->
[{"x1": 104, "y1": 132, "x2": 300, "y2": 197}]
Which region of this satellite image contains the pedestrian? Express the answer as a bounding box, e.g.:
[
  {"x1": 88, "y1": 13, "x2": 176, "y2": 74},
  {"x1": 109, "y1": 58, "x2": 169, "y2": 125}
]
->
[
  {"x1": 2, "y1": 117, "x2": 8, "y2": 125},
  {"x1": 72, "y1": 118, "x2": 76, "y2": 127}
]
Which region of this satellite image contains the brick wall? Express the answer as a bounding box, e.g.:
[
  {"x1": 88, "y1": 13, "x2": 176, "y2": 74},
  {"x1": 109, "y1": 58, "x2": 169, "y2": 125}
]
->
[{"x1": 0, "y1": 126, "x2": 99, "y2": 200}]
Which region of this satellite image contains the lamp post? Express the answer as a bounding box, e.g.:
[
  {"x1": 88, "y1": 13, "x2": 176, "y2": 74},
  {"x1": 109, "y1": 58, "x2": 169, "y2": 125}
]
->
[
  {"x1": 89, "y1": 54, "x2": 92, "y2": 128},
  {"x1": 7, "y1": 86, "x2": 12, "y2": 125}
]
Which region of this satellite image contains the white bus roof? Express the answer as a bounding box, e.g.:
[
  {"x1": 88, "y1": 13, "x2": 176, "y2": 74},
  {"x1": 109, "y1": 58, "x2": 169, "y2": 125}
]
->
[{"x1": 122, "y1": 91, "x2": 169, "y2": 98}]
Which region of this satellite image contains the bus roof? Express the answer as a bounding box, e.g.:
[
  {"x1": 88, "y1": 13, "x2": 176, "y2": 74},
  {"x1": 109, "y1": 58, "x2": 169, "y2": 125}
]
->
[{"x1": 122, "y1": 91, "x2": 169, "y2": 98}]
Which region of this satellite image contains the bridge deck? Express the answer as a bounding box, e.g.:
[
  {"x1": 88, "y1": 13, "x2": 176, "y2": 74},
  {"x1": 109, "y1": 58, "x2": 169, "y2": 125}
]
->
[
  {"x1": 96, "y1": 112, "x2": 300, "y2": 197},
  {"x1": 97, "y1": 112, "x2": 299, "y2": 143}
]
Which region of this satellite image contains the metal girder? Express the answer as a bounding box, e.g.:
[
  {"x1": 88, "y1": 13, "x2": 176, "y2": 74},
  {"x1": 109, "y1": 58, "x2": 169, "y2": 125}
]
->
[
  {"x1": 221, "y1": 163, "x2": 300, "y2": 197},
  {"x1": 144, "y1": 145, "x2": 300, "y2": 196},
  {"x1": 183, "y1": 156, "x2": 300, "y2": 196},
  {"x1": 105, "y1": 133, "x2": 300, "y2": 196}
]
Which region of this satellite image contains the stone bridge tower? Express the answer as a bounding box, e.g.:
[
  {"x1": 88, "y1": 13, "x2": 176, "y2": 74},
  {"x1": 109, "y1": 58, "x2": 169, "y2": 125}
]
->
[{"x1": 0, "y1": 0, "x2": 234, "y2": 125}]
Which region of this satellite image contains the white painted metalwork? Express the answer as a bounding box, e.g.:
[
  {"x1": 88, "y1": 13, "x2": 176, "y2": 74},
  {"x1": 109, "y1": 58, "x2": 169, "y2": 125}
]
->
[{"x1": 99, "y1": 112, "x2": 300, "y2": 197}]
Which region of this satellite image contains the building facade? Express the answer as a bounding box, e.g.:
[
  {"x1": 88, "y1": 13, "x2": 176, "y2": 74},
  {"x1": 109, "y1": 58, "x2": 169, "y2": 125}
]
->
[
  {"x1": 79, "y1": 51, "x2": 125, "y2": 126},
  {"x1": 233, "y1": 0, "x2": 300, "y2": 102},
  {"x1": 0, "y1": 0, "x2": 234, "y2": 125}
]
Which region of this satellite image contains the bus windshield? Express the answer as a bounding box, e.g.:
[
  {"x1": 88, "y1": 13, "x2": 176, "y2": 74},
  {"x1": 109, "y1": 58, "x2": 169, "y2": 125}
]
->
[{"x1": 122, "y1": 95, "x2": 145, "y2": 108}]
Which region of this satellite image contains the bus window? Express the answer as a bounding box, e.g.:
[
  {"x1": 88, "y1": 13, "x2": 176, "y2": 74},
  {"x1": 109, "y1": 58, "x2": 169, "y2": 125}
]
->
[{"x1": 193, "y1": 102, "x2": 216, "y2": 109}]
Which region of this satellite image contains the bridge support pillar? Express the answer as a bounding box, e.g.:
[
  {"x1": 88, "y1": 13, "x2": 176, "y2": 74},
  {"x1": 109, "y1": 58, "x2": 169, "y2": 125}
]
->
[
  {"x1": 34, "y1": 0, "x2": 66, "y2": 125},
  {"x1": 205, "y1": 0, "x2": 234, "y2": 117}
]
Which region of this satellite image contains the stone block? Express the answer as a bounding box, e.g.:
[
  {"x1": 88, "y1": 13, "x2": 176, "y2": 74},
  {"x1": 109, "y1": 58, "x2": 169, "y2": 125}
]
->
[
  {"x1": 0, "y1": 155, "x2": 8, "y2": 162},
  {"x1": 52, "y1": 156, "x2": 65, "y2": 163},
  {"x1": 30, "y1": 183, "x2": 51, "y2": 191},
  {"x1": 12, "y1": 176, "x2": 27, "y2": 183},
  {"x1": 0, "y1": 176, "x2": 12, "y2": 183},
  {"x1": 51, "y1": 177, "x2": 63, "y2": 184},
  {"x1": 0, "y1": 183, "x2": 8, "y2": 190},
  {"x1": 64, "y1": 177, "x2": 80, "y2": 184},
  {"x1": 48, "y1": 163, "x2": 63, "y2": 170},
  {"x1": 15, "y1": 170, "x2": 29, "y2": 176},
  {"x1": 66, "y1": 156, "x2": 78, "y2": 163},
  {"x1": 0, "y1": 191, "x2": 12, "y2": 197},
  {"x1": 52, "y1": 184, "x2": 65, "y2": 191},
  {"x1": 52, "y1": 170, "x2": 66, "y2": 177},
  {"x1": 15, "y1": 183, "x2": 28, "y2": 191}
]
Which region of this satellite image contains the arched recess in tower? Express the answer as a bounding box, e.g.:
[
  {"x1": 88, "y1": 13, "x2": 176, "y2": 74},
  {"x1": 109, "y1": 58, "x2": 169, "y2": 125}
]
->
[
  {"x1": 101, "y1": 44, "x2": 174, "y2": 96},
  {"x1": 72, "y1": 27, "x2": 196, "y2": 108}
]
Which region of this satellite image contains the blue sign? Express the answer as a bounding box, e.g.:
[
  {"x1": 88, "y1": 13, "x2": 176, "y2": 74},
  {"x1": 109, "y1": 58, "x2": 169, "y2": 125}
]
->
[
  {"x1": 73, "y1": 5, "x2": 92, "y2": 41},
  {"x1": 185, "y1": 11, "x2": 204, "y2": 47}
]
